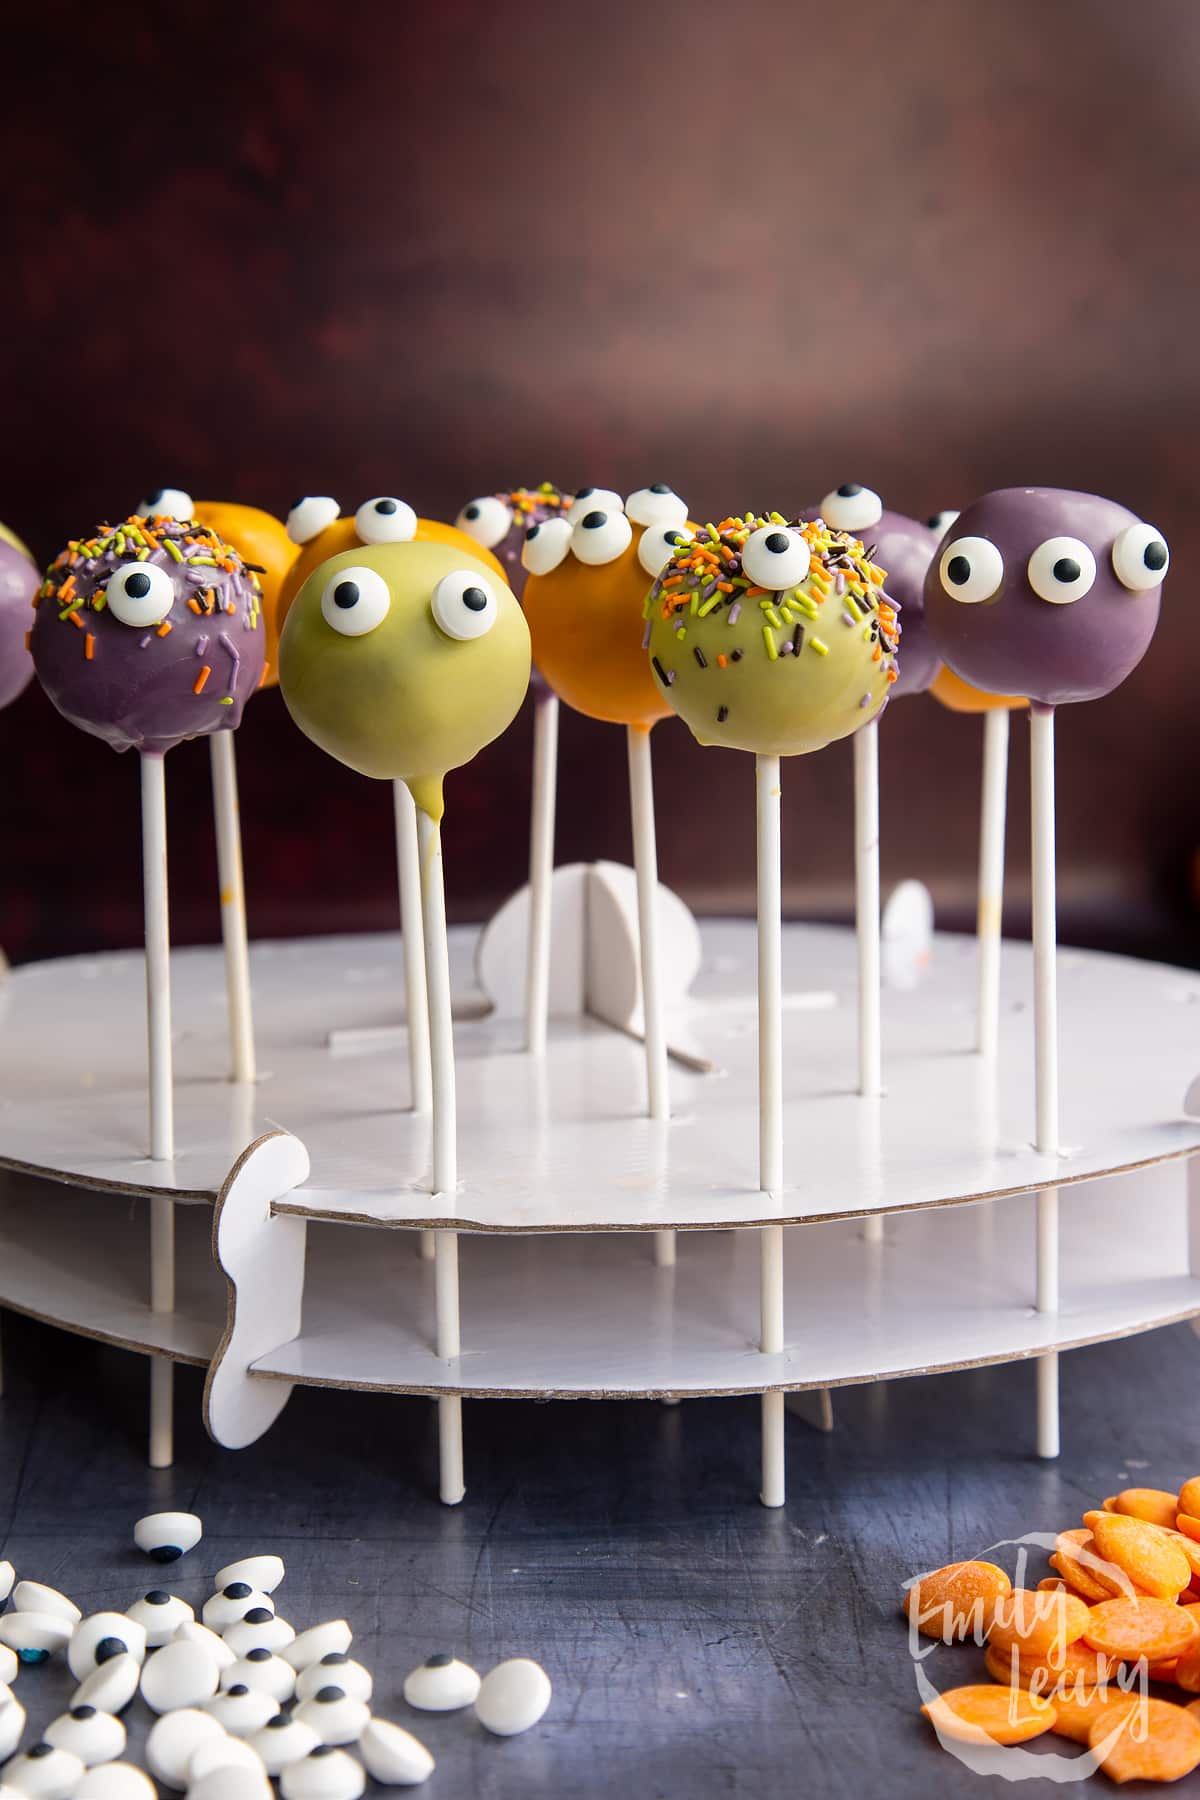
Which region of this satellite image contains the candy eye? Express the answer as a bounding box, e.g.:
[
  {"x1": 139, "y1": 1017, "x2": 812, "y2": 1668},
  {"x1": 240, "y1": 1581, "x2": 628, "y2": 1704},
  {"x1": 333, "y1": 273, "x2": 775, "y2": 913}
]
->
[
  {"x1": 354, "y1": 496, "x2": 416, "y2": 546},
  {"x1": 320, "y1": 566, "x2": 391, "y2": 637},
  {"x1": 106, "y1": 561, "x2": 176, "y2": 628},
  {"x1": 287, "y1": 496, "x2": 340, "y2": 546},
  {"x1": 137, "y1": 487, "x2": 193, "y2": 522},
  {"x1": 455, "y1": 496, "x2": 512, "y2": 549},
  {"x1": 742, "y1": 526, "x2": 811, "y2": 591},
  {"x1": 637, "y1": 523, "x2": 692, "y2": 578},
  {"x1": 1026, "y1": 536, "x2": 1096, "y2": 605},
  {"x1": 939, "y1": 537, "x2": 1004, "y2": 604},
  {"x1": 431, "y1": 570, "x2": 498, "y2": 640},
  {"x1": 625, "y1": 484, "x2": 689, "y2": 529},
  {"x1": 521, "y1": 518, "x2": 572, "y2": 576},
  {"x1": 565, "y1": 487, "x2": 623, "y2": 525},
  {"x1": 1111, "y1": 521, "x2": 1169, "y2": 592},
  {"x1": 570, "y1": 509, "x2": 633, "y2": 566},
  {"x1": 820, "y1": 484, "x2": 883, "y2": 534},
  {"x1": 926, "y1": 509, "x2": 959, "y2": 535}
]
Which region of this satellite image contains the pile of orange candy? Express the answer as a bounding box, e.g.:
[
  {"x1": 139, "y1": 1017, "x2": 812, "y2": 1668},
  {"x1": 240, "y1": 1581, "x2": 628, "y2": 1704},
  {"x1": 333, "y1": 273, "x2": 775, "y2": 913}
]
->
[{"x1": 904, "y1": 1475, "x2": 1200, "y2": 1782}]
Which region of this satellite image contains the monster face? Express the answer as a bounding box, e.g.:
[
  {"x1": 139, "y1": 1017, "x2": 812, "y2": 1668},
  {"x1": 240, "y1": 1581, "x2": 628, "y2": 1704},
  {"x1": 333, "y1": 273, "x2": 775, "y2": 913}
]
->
[{"x1": 454, "y1": 484, "x2": 573, "y2": 600}]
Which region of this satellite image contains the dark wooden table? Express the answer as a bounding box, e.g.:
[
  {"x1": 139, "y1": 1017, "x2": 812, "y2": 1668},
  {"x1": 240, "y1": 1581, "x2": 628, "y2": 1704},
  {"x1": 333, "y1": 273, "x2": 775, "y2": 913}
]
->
[{"x1": 1, "y1": 1311, "x2": 1196, "y2": 1797}]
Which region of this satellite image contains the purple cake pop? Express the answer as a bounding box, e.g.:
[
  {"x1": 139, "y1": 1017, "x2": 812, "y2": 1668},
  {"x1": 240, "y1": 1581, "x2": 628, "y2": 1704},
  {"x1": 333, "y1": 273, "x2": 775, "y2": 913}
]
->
[
  {"x1": 802, "y1": 485, "x2": 942, "y2": 698},
  {"x1": 454, "y1": 484, "x2": 573, "y2": 599},
  {"x1": 0, "y1": 534, "x2": 37, "y2": 712},
  {"x1": 924, "y1": 488, "x2": 1168, "y2": 707},
  {"x1": 31, "y1": 513, "x2": 266, "y2": 756}
]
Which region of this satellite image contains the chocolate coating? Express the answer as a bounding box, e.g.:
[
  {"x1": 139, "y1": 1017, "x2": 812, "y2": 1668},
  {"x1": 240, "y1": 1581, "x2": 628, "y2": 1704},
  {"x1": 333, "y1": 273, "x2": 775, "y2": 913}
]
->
[
  {"x1": 0, "y1": 534, "x2": 37, "y2": 712},
  {"x1": 801, "y1": 506, "x2": 940, "y2": 699},
  {"x1": 925, "y1": 488, "x2": 1165, "y2": 706},
  {"x1": 31, "y1": 515, "x2": 266, "y2": 756}
]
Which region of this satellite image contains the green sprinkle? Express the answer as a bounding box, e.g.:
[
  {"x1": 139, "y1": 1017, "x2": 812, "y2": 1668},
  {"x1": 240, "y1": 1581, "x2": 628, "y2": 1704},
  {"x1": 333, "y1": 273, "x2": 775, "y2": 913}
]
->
[
  {"x1": 810, "y1": 636, "x2": 829, "y2": 656},
  {"x1": 762, "y1": 626, "x2": 778, "y2": 661},
  {"x1": 164, "y1": 537, "x2": 184, "y2": 563},
  {"x1": 92, "y1": 593, "x2": 107, "y2": 612},
  {"x1": 219, "y1": 696, "x2": 234, "y2": 705},
  {"x1": 697, "y1": 594, "x2": 722, "y2": 617},
  {"x1": 762, "y1": 605, "x2": 782, "y2": 628}
]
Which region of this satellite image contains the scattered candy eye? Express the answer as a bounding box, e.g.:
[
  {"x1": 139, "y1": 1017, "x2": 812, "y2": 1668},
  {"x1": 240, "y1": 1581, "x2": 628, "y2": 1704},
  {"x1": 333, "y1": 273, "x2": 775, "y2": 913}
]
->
[
  {"x1": 359, "y1": 1717, "x2": 435, "y2": 1788},
  {"x1": 189, "y1": 1764, "x2": 270, "y2": 1800},
  {"x1": 188, "y1": 1733, "x2": 268, "y2": 1783},
  {"x1": 742, "y1": 526, "x2": 811, "y2": 592},
  {"x1": 69, "y1": 1616, "x2": 147, "y2": 1685},
  {"x1": 144, "y1": 1706, "x2": 225, "y2": 1788},
  {"x1": 139, "y1": 1637, "x2": 220, "y2": 1714},
  {"x1": 133, "y1": 1512, "x2": 202, "y2": 1564},
  {"x1": 0, "y1": 1645, "x2": 17, "y2": 1687},
  {"x1": 173, "y1": 1620, "x2": 237, "y2": 1670},
  {"x1": 286, "y1": 497, "x2": 340, "y2": 546},
  {"x1": 296, "y1": 1656, "x2": 371, "y2": 1706},
  {"x1": 72, "y1": 1653, "x2": 142, "y2": 1716},
  {"x1": 454, "y1": 496, "x2": 512, "y2": 549},
  {"x1": 939, "y1": 536, "x2": 1004, "y2": 605},
  {"x1": 430, "y1": 570, "x2": 498, "y2": 641},
  {"x1": 926, "y1": 509, "x2": 959, "y2": 536},
  {"x1": 565, "y1": 487, "x2": 623, "y2": 525},
  {"x1": 73, "y1": 1764, "x2": 157, "y2": 1800},
  {"x1": 0, "y1": 1562, "x2": 13, "y2": 1603},
  {"x1": 248, "y1": 1716, "x2": 321, "y2": 1778},
  {"x1": 354, "y1": 497, "x2": 417, "y2": 547},
  {"x1": 292, "y1": 1689, "x2": 370, "y2": 1747},
  {"x1": 202, "y1": 1588, "x2": 275, "y2": 1634},
  {"x1": 637, "y1": 522, "x2": 692, "y2": 579},
  {"x1": 819, "y1": 483, "x2": 883, "y2": 534},
  {"x1": 318, "y1": 565, "x2": 392, "y2": 639},
  {"x1": 223, "y1": 1613, "x2": 295, "y2": 1657},
  {"x1": 127, "y1": 1592, "x2": 194, "y2": 1648},
  {"x1": 1112, "y1": 520, "x2": 1170, "y2": 592},
  {"x1": 105, "y1": 562, "x2": 175, "y2": 630},
  {"x1": 520, "y1": 517, "x2": 572, "y2": 576},
  {"x1": 279, "y1": 1746, "x2": 365, "y2": 1800},
  {"x1": 4, "y1": 1743, "x2": 86, "y2": 1799},
  {"x1": 221, "y1": 1652, "x2": 296, "y2": 1705},
  {"x1": 0, "y1": 1612, "x2": 73, "y2": 1660},
  {"x1": 44, "y1": 1704, "x2": 126, "y2": 1766},
  {"x1": 474, "y1": 1657, "x2": 553, "y2": 1737},
  {"x1": 0, "y1": 1694, "x2": 27, "y2": 1759},
  {"x1": 136, "y1": 487, "x2": 193, "y2": 523},
  {"x1": 287, "y1": 1623, "x2": 352, "y2": 1674},
  {"x1": 401, "y1": 1653, "x2": 481, "y2": 1713},
  {"x1": 625, "y1": 485, "x2": 689, "y2": 529},
  {"x1": 570, "y1": 509, "x2": 632, "y2": 566},
  {"x1": 12, "y1": 1583, "x2": 80, "y2": 1625},
  {"x1": 214, "y1": 1556, "x2": 285, "y2": 1597},
  {"x1": 1026, "y1": 535, "x2": 1097, "y2": 605},
  {"x1": 203, "y1": 1684, "x2": 278, "y2": 1738}
]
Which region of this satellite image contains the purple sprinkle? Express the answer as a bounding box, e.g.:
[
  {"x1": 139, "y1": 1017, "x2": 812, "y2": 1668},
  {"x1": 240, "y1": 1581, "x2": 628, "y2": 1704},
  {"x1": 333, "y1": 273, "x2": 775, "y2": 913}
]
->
[
  {"x1": 859, "y1": 692, "x2": 872, "y2": 707},
  {"x1": 666, "y1": 669, "x2": 676, "y2": 684},
  {"x1": 780, "y1": 640, "x2": 794, "y2": 655},
  {"x1": 835, "y1": 573, "x2": 847, "y2": 595},
  {"x1": 841, "y1": 611, "x2": 855, "y2": 627},
  {"x1": 139, "y1": 634, "x2": 152, "y2": 649},
  {"x1": 727, "y1": 603, "x2": 741, "y2": 625},
  {"x1": 195, "y1": 635, "x2": 209, "y2": 657},
  {"x1": 701, "y1": 579, "x2": 718, "y2": 599},
  {"x1": 219, "y1": 631, "x2": 241, "y2": 682},
  {"x1": 641, "y1": 621, "x2": 651, "y2": 649}
]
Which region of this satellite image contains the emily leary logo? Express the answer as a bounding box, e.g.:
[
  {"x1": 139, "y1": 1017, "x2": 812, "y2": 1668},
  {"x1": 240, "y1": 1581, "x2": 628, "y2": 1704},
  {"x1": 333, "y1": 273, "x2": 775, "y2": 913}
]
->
[{"x1": 904, "y1": 1533, "x2": 1151, "y2": 1782}]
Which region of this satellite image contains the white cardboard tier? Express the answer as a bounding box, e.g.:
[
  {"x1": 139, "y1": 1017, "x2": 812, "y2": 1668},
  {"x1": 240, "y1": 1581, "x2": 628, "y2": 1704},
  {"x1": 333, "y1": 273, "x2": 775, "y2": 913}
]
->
[{"x1": 1, "y1": 923, "x2": 1198, "y2": 1231}]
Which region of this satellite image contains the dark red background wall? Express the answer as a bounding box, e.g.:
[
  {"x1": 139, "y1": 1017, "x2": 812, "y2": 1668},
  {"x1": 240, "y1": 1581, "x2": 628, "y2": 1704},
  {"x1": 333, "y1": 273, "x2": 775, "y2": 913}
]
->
[{"x1": 2, "y1": 0, "x2": 1196, "y2": 962}]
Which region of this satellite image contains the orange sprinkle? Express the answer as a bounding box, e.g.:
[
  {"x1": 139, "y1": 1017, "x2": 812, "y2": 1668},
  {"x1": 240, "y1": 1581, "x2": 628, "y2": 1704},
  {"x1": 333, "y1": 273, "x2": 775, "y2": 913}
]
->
[
  {"x1": 58, "y1": 574, "x2": 77, "y2": 603},
  {"x1": 156, "y1": 621, "x2": 172, "y2": 637},
  {"x1": 68, "y1": 609, "x2": 85, "y2": 629},
  {"x1": 886, "y1": 667, "x2": 897, "y2": 682},
  {"x1": 744, "y1": 586, "x2": 770, "y2": 598},
  {"x1": 716, "y1": 654, "x2": 728, "y2": 668},
  {"x1": 188, "y1": 598, "x2": 202, "y2": 614},
  {"x1": 194, "y1": 666, "x2": 212, "y2": 694},
  {"x1": 872, "y1": 645, "x2": 881, "y2": 662},
  {"x1": 84, "y1": 633, "x2": 95, "y2": 660},
  {"x1": 716, "y1": 580, "x2": 734, "y2": 593}
]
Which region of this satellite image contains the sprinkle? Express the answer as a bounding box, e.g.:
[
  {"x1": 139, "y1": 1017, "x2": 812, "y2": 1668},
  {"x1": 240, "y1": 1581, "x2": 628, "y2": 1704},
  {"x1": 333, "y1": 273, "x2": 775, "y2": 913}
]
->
[
  {"x1": 675, "y1": 626, "x2": 687, "y2": 640},
  {"x1": 791, "y1": 625, "x2": 804, "y2": 656},
  {"x1": 156, "y1": 621, "x2": 172, "y2": 637},
  {"x1": 693, "y1": 646, "x2": 707, "y2": 668},
  {"x1": 195, "y1": 635, "x2": 209, "y2": 656},
  {"x1": 194, "y1": 666, "x2": 212, "y2": 694},
  {"x1": 731, "y1": 648, "x2": 744, "y2": 662},
  {"x1": 762, "y1": 626, "x2": 777, "y2": 661},
  {"x1": 188, "y1": 598, "x2": 203, "y2": 614},
  {"x1": 860, "y1": 692, "x2": 873, "y2": 707},
  {"x1": 84, "y1": 632, "x2": 96, "y2": 660},
  {"x1": 717, "y1": 705, "x2": 728, "y2": 723},
  {"x1": 652, "y1": 656, "x2": 670, "y2": 685},
  {"x1": 727, "y1": 603, "x2": 741, "y2": 624},
  {"x1": 780, "y1": 639, "x2": 794, "y2": 655},
  {"x1": 810, "y1": 636, "x2": 829, "y2": 656},
  {"x1": 762, "y1": 605, "x2": 782, "y2": 628},
  {"x1": 66, "y1": 608, "x2": 86, "y2": 629},
  {"x1": 139, "y1": 634, "x2": 152, "y2": 649},
  {"x1": 219, "y1": 696, "x2": 234, "y2": 705},
  {"x1": 641, "y1": 621, "x2": 651, "y2": 649},
  {"x1": 716, "y1": 653, "x2": 727, "y2": 669}
]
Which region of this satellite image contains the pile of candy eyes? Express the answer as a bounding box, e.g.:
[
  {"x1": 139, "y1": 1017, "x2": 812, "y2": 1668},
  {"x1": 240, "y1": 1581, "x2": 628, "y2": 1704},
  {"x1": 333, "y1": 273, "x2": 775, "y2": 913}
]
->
[{"x1": 0, "y1": 1512, "x2": 552, "y2": 1798}]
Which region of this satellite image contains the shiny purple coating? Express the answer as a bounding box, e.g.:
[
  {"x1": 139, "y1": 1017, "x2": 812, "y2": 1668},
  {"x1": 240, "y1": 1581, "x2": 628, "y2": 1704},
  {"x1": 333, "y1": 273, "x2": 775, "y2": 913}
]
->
[
  {"x1": 800, "y1": 505, "x2": 940, "y2": 699},
  {"x1": 924, "y1": 488, "x2": 1166, "y2": 707},
  {"x1": 31, "y1": 515, "x2": 266, "y2": 757},
  {"x1": 0, "y1": 537, "x2": 37, "y2": 712}
]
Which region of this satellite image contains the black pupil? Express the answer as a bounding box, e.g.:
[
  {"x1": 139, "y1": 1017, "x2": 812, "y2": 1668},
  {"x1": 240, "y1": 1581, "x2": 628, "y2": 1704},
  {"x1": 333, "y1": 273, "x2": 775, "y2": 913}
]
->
[
  {"x1": 316, "y1": 1686, "x2": 345, "y2": 1703},
  {"x1": 229, "y1": 1685, "x2": 249, "y2": 1697},
  {"x1": 125, "y1": 572, "x2": 152, "y2": 599},
  {"x1": 1145, "y1": 540, "x2": 1167, "y2": 571},
  {"x1": 650, "y1": 483, "x2": 670, "y2": 494},
  {"x1": 226, "y1": 1584, "x2": 252, "y2": 1598},
  {"x1": 145, "y1": 490, "x2": 162, "y2": 506},
  {"x1": 1053, "y1": 557, "x2": 1081, "y2": 584},
  {"x1": 30, "y1": 1745, "x2": 52, "y2": 1759},
  {"x1": 290, "y1": 498, "x2": 307, "y2": 513},
  {"x1": 576, "y1": 487, "x2": 594, "y2": 499},
  {"x1": 764, "y1": 533, "x2": 790, "y2": 555},
  {"x1": 466, "y1": 504, "x2": 480, "y2": 519},
  {"x1": 95, "y1": 1638, "x2": 126, "y2": 1664},
  {"x1": 837, "y1": 483, "x2": 862, "y2": 498},
  {"x1": 581, "y1": 511, "x2": 606, "y2": 530},
  {"x1": 72, "y1": 1707, "x2": 96, "y2": 1720},
  {"x1": 526, "y1": 524, "x2": 540, "y2": 540},
  {"x1": 427, "y1": 1654, "x2": 453, "y2": 1668},
  {"x1": 462, "y1": 587, "x2": 488, "y2": 612},
  {"x1": 312, "y1": 1747, "x2": 336, "y2": 1759},
  {"x1": 267, "y1": 1717, "x2": 287, "y2": 1729},
  {"x1": 375, "y1": 499, "x2": 396, "y2": 515},
  {"x1": 146, "y1": 1591, "x2": 170, "y2": 1605},
  {"x1": 665, "y1": 532, "x2": 681, "y2": 546},
  {"x1": 333, "y1": 581, "x2": 360, "y2": 610},
  {"x1": 246, "y1": 1608, "x2": 272, "y2": 1623},
  {"x1": 248, "y1": 1649, "x2": 270, "y2": 1662},
  {"x1": 927, "y1": 515, "x2": 943, "y2": 530},
  {"x1": 322, "y1": 1653, "x2": 348, "y2": 1665},
  {"x1": 946, "y1": 555, "x2": 972, "y2": 587}
]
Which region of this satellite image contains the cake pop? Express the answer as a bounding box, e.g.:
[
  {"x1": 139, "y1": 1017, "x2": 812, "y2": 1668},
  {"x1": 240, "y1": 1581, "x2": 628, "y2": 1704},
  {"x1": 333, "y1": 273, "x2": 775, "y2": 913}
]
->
[
  {"x1": 0, "y1": 528, "x2": 37, "y2": 712},
  {"x1": 648, "y1": 509, "x2": 899, "y2": 1508},
  {"x1": 926, "y1": 486, "x2": 1169, "y2": 1462},
  {"x1": 279, "y1": 537, "x2": 530, "y2": 1506},
  {"x1": 454, "y1": 483, "x2": 572, "y2": 598}
]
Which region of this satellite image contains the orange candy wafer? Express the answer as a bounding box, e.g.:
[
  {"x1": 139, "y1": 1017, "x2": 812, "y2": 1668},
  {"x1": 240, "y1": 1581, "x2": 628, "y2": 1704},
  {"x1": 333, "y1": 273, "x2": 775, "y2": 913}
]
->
[
  {"x1": 922, "y1": 1683, "x2": 1055, "y2": 1747},
  {"x1": 1053, "y1": 1529, "x2": 1139, "y2": 1603},
  {"x1": 902, "y1": 1561, "x2": 1011, "y2": 1641},
  {"x1": 1176, "y1": 1634, "x2": 1200, "y2": 1694},
  {"x1": 1108, "y1": 1489, "x2": 1184, "y2": 1531},
  {"x1": 988, "y1": 1588, "x2": 1089, "y2": 1662},
  {"x1": 1178, "y1": 1514, "x2": 1200, "y2": 1545},
  {"x1": 1179, "y1": 1478, "x2": 1200, "y2": 1519},
  {"x1": 985, "y1": 1637, "x2": 1112, "y2": 1693},
  {"x1": 1050, "y1": 1684, "x2": 1145, "y2": 1747},
  {"x1": 1086, "y1": 1511, "x2": 1193, "y2": 1600},
  {"x1": 1087, "y1": 1695, "x2": 1200, "y2": 1784},
  {"x1": 1083, "y1": 1598, "x2": 1200, "y2": 1664}
]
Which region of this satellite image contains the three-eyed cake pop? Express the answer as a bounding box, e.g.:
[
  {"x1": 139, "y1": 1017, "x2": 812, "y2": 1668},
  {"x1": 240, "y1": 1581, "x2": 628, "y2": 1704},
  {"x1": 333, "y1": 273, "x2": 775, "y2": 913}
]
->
[
  {"x1": 648, "y1": 509, "x2": 899, "y2": 1507},
  {"x1": 279, "y1": 536, "x2": 530, "y2": 1505},
  {"x1": 925, "y1": 486, "x2": 1168, "y2": 1460}
]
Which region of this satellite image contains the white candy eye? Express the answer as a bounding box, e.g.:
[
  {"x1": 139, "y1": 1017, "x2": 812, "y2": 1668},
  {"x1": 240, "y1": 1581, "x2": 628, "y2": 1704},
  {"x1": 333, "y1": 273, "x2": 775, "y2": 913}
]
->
[
  {"x1": 625, "y1": 485, "x2": 689, "y2": 528},
  {"x1": 1112, "y1": 521, "x2": 1169, "y2": 591},
  {"x1": 106, "y1": 561, "x2": 175, "y2": 628},
  {"x1": 287, "y1": 496, "x2": 340, "y2": 546},
  {"x1": 137, "y1": 487, "x2": 193, "y2": 521},
  {"x1": 742, "y1": 526, "x2": 811, "y2": 591},
  {"x1": 431, "y1": 570, "x2": 498, "y2": 640},
  {"x1": 637, "y1": 523, "x2": 692, "y2": 578},
  {"x1": 1026, "y1": 535, "x2": 1096, "y2": 605},
  {"x1": 820, "y1": 484, "x2": 883, "y2": 533},
  {"x1": 565, "y1": 488, "x2": 623, "y2": 525},
  {"x1": 926, "y1": 509, "x2": 959, "y2": 536},
  {"x1": 320, "y1": 566, "x2": 391, "y2": 637},
  {"x1": 354, "y1": 496, "x2": 417, "y2": 545},
  {"x1": 521, "y1": 517, "x2": 572, "y2": 576},
  {"x1": 134, "y1": 1511, "x2": 202, "y2": 1563},
  {"x1": 455, "y1": 496, "x2": 512, "y2": 549},
  {"x1": 570, "y1": 509, "x2": 632, "y2": 566},
  {"x1": 939, "y1": 537, "x2": 1004, "y2": 604}
]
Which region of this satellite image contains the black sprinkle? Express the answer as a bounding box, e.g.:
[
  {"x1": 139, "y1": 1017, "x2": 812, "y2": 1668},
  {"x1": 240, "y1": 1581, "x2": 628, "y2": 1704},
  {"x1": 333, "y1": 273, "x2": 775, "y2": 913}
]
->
[
  {"x1": 241, "y1": 562, "x2": 268, "y2": 574},
  {"x1": 651, "y1": 656, "x2": 669, "y2": 685},
  {"x1": 791, "y1": 625, "x2": 804, "y2": 655},
  {"x1": 693, "y1": 646, "x2": 707, "y2": 668},
  {"x1": 731, "y1": 648, "x2": 744, "y2": 662},
  {"x1": 717, "y1": 705, "x2": 728, "y2": 723}
]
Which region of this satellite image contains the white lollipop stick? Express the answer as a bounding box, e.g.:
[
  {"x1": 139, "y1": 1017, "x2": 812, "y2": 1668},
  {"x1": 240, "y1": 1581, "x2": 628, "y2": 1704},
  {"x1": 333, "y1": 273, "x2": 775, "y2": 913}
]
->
[
  {"x1": 393, "y1": 781, "x2": 432, "y2": 1112},
  {"x1": 141, "y1": 751, "x2": 176, "y2": 1466},
  {"x1": 976, "y1": 708, "x2": 1010, "y2": 1059},
  {"x1": 209, "y1": 732, "x2": 256, "y2": 1084},
  {"x1": 525, "y1": 691, "x2": 559, "y2": 1057},
  {"x1": 757, "y1": 752, "x2": 785, "y2": 1507},
  {"x1": 1030, "y1": 702, "x2": 1060, "y2": 1457},
  {"x1": 626, "y1": 724, "x2": 674, "y2": 1268},
  {"x1": 415, "y1": 801, "x2": 464, "y2": 1504},
  {"x1": 853, "y1": 720, "x2": 881, "y2": 1098}
]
